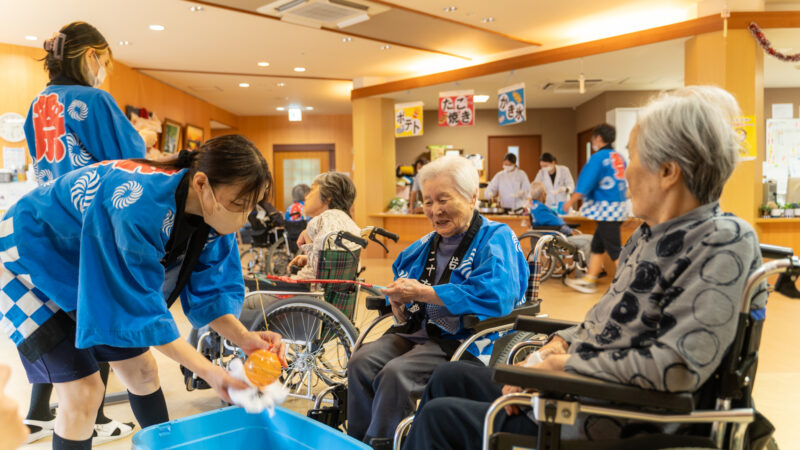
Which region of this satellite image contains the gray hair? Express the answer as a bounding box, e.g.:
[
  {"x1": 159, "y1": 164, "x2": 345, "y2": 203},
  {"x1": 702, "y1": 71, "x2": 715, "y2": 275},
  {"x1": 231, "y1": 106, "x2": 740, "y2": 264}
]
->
[
  {"x1": 530, "y1": 181, "x2": 546, "y2": 202},
  {"x1": 416, "y1": 155, "x2": 479, "y2": 202},
  {"x1": 312, "y1": 172, "x2": 356, "y2": 215},
  {"x1": 291, "y1": 183, "x2": 311, "y2": 203},
  {"x1": 636, "y1": 85, "x2": 741, "y2": 204}
]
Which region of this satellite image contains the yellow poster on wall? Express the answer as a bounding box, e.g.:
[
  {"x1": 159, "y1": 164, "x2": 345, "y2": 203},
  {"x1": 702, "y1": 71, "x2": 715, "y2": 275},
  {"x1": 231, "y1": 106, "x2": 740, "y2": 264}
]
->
[
  {"x1": 734, "y1": 115, "x2": 757, "y2": 160},
  {"x1": 395, "y1": 102, "x2": 423, "y2": 138}
]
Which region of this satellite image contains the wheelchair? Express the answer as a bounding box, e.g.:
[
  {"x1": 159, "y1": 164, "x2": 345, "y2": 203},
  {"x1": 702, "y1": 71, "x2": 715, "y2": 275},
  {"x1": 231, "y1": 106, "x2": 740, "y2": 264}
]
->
[
  {"x1": 303, "y1": 234, "x2": 562, "y2": 436},
  {"x1": 239, "y1": 210, "x2": 304, "y2": 277},
  {"x1": 519, "y1": 225, "x2": 590, "y2": 283},
  {"x1": 393, "y1": 243, "x2": 799, "y2": 450},
  {"x1": 185, "y1": 226, "x2": 401, "y2": 413}
]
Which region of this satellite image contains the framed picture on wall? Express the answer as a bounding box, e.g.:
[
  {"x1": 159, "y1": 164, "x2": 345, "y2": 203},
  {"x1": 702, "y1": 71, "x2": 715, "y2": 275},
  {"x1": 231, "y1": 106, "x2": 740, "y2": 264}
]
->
[
  {"x1": 161, "y1": 119, "x2": 182, "y2": 154},
  {"x1": 185, "y1": 124, "x2": 204, "y2": 151},
  {"x1": 125, "y1": 105, "x2": 139, "y2": 121}
]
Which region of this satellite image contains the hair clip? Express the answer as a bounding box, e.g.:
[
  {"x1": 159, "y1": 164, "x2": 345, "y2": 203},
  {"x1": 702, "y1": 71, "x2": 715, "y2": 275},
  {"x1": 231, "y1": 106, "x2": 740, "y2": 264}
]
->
[{"x1": 43, "y1": 33, "x2": 66, "y2": 60}]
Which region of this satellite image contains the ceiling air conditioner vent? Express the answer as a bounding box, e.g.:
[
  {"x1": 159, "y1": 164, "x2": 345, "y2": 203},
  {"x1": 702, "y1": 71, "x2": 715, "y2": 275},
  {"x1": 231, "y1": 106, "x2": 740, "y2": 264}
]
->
[
  {"x1": 258, "y1": 0, "x2": 374, "y2": 27},
  {"x1": 542, "y1": 79, "x2": 604, "y2": 94}
]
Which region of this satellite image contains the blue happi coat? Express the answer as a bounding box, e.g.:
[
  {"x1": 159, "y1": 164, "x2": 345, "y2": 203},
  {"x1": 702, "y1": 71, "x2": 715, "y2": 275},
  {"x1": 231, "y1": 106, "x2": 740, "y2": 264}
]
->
[
  {"x1": 392, "y1": 216, "x2": 529, "y2": 361},
  {"x1": 24, "y1": 83, "x2": 145, "y2": 184},
  {"x1": 0, "y1": 160, "x2": 243, "y2": 350}
]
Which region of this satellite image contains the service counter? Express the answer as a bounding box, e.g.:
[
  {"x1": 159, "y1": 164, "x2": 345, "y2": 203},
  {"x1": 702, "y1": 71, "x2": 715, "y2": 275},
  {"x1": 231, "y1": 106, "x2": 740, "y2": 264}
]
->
[{"x1": 755, "y1": 218, "x2": 800, "y2": 253}]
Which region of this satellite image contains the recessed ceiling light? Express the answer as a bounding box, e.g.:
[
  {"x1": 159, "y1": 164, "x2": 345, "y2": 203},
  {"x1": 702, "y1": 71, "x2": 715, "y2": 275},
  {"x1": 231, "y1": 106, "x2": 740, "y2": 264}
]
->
[
  {"x1": 257, "y1": 61, "x2": 270, "y2": 67},
  {"x1": 118, "y1": 41, "x2": 131, "y2": 46},
  {"x1": 239, "y1": 82, "x2": 250, "y2": 88},
  {"x1": 189, "y1": 5, "x2": 204, "y2": 12},
  {"x1": 380, "y1": 45, "x2": 391, "y2": 50},
  {"x1": 293, "y1": 67, "x2": 306, "y2": 72},
  {"x1": 24, "y1": 35, "x2": 37, "y2": 41},
  {"x1": 149, "y1": 24, "x2": 165, "y2": 31},
  {"x1": 342, "y1": 37, "x2": 352, "y2": 43},
  {"x1": 474, "y1": 95, "x2": 490, "y2": 103},
  {"x1": 443, "y1": 6, "x2": 457, "y2": 12},
  {"x1": 481, "y1": 17, "x2": 494, "y2": 23},
  {"x1": 276, "y1": 82, "x2": 286, "y2": 87},
  {"x1": 304, "y1": 106, "x2": 314, "y2": 111},
  {"x1": 276, "y1": 107, "x2": 286, "y2": 111}
]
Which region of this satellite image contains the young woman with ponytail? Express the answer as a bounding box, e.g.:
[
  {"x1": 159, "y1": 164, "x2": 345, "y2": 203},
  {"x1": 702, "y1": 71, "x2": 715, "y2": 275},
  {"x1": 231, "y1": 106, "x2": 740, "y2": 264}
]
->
[{"x1": 0, "y1": 134, "x2": 286, "y2": 449}]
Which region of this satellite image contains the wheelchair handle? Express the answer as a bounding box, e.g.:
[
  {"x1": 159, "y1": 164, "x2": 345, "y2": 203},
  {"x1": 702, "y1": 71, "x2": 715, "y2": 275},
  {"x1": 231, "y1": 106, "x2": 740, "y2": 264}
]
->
[
  {"x1": 339, "y1": 231, "x2": 368, "y2": 248},
  {"x1": 371, "y1": 227, "x2": 399, "y2": 243}
]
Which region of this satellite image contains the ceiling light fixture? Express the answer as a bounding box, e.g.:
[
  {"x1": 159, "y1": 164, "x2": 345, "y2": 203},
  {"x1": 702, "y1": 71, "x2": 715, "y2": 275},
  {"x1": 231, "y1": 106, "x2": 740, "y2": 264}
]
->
[
  {"x1": 288, "y1": 106, "x2": 302, "y2": 122},
  {"x1": 239, "y1": 82, "x2": 250, "y2": 88},
  {"x1": 380, "y1": 45, "x2": 391, "y2": 50},
  {"x1": 276, "y1": 82, "x2": 286, "y2": 87},
  {"x1": 149, "y1": 24, "x2": 165, "y2": 31},
  {"x1": 443, "y1": 6, "x2": 457, "y2": 12},
  {"x1": 293, "y1": 67, "x2": 306, "y2": 72},
  {"x1": 342, "y1": 37, "x2": 352, "y2": 43},
  {"x1": 257, "y1": 61, "x2": 270, "y2": 67},
  {"x1": 474, "y1": 95, "x2": 490, "y2": 103},
  {"x1": 304, "y1": 106, "x2": 314, "y2": 111},
  {"x1": 119, "y1": 41, "x2": 131, "y2": 46},
  {"x1": 276, "y1": 107, "x2": 286, "y2": 111},
  {"x1": 481, "y1": 17, "x2": 494, "y2": 23},
  {"x1": 24, "y1": 35, "x2": 37, "y2": 41},
  {"x1": 189, "y1": 5, "x2": 204, "y2": 12}
]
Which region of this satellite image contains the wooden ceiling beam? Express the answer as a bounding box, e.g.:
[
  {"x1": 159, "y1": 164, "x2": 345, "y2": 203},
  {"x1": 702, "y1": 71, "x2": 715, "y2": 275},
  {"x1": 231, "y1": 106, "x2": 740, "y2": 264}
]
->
[
  {"x1": 132, "y1": 68, "x2": 352, "y2": 82},
  {"x1": 351, "y1": 11, "x2": 800, "y2": 100}
]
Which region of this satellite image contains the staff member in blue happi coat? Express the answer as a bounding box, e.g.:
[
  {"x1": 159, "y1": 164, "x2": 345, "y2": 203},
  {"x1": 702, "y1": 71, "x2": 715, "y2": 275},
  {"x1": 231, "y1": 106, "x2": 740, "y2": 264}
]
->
[
  {"x1": 347, "y1": 156, "x2": 529, "y2": 447},
  {"x1": 20, "y1": 21, "x2": 147, "y2": 445},
  {"x1": 0, "y1": 135, "x2": 286, "y2": 450},
  {"x1": 562, "y1": 124, "x2": 629, "y2": 293}
]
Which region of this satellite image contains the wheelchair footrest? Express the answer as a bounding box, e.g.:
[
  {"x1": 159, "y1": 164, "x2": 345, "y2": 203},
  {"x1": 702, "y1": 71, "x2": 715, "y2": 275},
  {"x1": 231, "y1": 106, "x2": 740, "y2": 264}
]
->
[{"x1": 307, "y1": 406, "x2": 344, "y2": 428}]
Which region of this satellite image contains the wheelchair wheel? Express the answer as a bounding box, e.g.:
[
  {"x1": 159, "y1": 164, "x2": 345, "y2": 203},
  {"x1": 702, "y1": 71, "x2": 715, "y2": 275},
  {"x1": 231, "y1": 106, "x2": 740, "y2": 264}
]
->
[
  {"x1": 240, "y1": 247, "x2": 267, "y2": 277},
  {"x1": 526, "y1": 236, "x2": 557, "y2": 282},
  {"x1": 266, "y1": 237, "x2": 293, "y2": 276},
  {"x1": 247, "y1": 295, "x2": 358, "y2": 412},
  {"x1": 352, "y1": 286, "x2": 393, "y2": 349},
  {"x1": 489, "y1": 331, "x2": 543, "y2": 367}
]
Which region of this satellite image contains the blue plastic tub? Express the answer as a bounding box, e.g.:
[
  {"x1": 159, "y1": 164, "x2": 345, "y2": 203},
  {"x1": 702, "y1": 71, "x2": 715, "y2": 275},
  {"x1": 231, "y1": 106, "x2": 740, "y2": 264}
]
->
[{"x1": 132, "y1": 405, "x2": 370, "y2": 449}]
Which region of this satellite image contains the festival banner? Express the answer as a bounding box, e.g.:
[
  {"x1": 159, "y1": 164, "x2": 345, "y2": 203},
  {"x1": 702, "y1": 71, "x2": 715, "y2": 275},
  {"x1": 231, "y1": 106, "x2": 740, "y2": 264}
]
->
[
  {"x1": 498, "y1": 83, "x2": 526, "y2": 126},
  {"x1": 734, "y1": 115, "x2": 757, "y2": 160},
  {"x1": 394, "y1": 102, "x2": 424, "y2": 138},
  {"x1": 438, "y1": 90, "x2": 474, "y2": 127}
]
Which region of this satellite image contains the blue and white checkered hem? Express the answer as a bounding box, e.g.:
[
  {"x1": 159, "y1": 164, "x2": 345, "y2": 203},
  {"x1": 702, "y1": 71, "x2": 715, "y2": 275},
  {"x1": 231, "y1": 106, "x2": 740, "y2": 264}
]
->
[
  {"x1": 0, "y1": 217, "x2": 59, "y2": 346},
  {"x1": 580, "y1": 200, "x2": 629, "y2": 221}
]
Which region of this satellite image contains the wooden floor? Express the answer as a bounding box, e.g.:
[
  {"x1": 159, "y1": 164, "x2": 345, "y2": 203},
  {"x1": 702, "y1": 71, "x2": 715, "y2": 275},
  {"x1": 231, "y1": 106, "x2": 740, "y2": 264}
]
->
[{"x1": 3, "y1": 257, "x2": 798, "y2": 448}]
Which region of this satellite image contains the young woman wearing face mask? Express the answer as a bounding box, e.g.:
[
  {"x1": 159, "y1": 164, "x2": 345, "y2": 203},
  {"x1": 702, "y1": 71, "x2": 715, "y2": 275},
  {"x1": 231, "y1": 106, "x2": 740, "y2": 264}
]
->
[
  {"x1": 19, "y1": 21, "x2": 147, "y2": 445},
  {"x1": 24, "y1": 21, "x2": 146, "y2": 185},
  {"x1": 0, "y1": 135, "x2": 287, "y2": 450}
]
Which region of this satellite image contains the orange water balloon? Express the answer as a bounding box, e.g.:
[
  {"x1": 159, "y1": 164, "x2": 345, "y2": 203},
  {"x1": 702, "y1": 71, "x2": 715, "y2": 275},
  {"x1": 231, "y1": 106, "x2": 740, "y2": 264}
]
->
[{"x1": 243, "y1": 349, "x2": 283, "y2": 387}]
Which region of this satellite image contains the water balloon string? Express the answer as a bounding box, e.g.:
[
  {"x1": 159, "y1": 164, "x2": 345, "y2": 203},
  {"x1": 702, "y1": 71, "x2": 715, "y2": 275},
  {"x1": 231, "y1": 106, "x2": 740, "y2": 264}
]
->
[{"x1": 260, "y1": 274, "x2": 386, "y2": 290}]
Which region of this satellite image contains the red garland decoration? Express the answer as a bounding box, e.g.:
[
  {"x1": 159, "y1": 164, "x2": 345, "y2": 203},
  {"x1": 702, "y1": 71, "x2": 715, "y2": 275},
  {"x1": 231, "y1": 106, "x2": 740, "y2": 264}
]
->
[{"x1": 748, "y1": 22, "x2": 800, "y2": 63}]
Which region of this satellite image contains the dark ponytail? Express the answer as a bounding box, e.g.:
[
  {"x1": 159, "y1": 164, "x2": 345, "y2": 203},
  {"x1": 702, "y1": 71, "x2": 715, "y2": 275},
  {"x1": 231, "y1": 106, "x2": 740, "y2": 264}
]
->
[
  {"x1": 136, "y1": 135, "x2": 272, "y2": 208},
  {"x1": 42, "y1": 22, "x2": 111, "y2": 86}
]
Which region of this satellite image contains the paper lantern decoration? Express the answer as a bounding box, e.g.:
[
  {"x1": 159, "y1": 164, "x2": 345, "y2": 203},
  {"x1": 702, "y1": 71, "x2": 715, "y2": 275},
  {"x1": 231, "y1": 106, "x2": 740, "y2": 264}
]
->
[{"x1": 243, "y1": 350, "x2": 282, "y2": 387}]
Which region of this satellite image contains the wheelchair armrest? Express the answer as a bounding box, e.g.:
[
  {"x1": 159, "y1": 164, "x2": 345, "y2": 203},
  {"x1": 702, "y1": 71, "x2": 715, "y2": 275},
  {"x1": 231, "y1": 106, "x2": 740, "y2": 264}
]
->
[
  {"x1": 513, "y1": 316, "x2": 577, "y2": 334},
  {"x1": 492, "y1": 364, "x2": 695, "y2": 414},
  {"x1": 529, "y1": 225, "x2": 563, "y2": 231},
  {"x1": 461, "y1": 304, "x2": 542, "y2": 332},
  {"x1": 760, "y1": 243, "x2": 794, "y2": 260},
  {"x1": 366, "y1": 296, "x2": 392, "y2": 315}
]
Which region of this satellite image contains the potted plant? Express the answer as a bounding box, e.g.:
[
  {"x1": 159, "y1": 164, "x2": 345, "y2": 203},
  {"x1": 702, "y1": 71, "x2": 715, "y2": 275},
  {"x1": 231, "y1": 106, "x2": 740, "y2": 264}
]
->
[
  {"x1": 759, "y1": 204, "x2": 771, "y2": 218},
  {"x1": 785, "y1": 204, "x2": 795, "y2": 218},
  {"x1": 768, "y1": 202, "x2": 783, "y2": 217},
  {"x1": 793, "y1": 203, "x2": 800, "y2": 217}
]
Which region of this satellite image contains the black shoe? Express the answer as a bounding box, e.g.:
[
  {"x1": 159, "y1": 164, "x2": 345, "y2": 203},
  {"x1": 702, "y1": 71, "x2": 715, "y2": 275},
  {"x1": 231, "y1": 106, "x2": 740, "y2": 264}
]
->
[{"x1": 368, "y1": 437, "x2": 393, "y2": 450}]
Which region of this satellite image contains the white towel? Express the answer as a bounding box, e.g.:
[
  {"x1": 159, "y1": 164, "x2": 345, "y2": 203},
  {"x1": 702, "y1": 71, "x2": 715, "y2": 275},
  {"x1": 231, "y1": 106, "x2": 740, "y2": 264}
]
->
[{"x1": 226, "y1": 358, "x2": 288, "y2": 416}]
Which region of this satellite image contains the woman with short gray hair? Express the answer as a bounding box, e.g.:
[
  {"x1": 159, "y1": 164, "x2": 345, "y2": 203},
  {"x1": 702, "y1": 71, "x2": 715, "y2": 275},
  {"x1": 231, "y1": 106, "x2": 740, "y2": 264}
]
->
[
  {"x1": 402, "y1": 86, "x2": 768, "y2": 448},
  {"x1": 289, "y1": 171, "x2": 360, "y2": 280}
]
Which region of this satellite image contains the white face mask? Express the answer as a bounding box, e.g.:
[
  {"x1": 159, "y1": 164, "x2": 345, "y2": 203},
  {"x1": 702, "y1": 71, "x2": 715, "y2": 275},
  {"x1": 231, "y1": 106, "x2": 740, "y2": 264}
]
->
[
  {"x1": 89, "y1": 53, "x2": 106, "y2": 88},
  {"x1": 199, "y1": 185, "x2": 248, "y2": 235},
  {"x1": 503, "y1": 164, "x2": 514, "y2": 173}
]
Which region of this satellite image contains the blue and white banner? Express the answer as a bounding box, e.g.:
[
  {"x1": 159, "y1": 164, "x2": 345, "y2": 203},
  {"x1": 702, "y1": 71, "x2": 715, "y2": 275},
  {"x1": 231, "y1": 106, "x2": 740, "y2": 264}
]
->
[{"x1": 498, "y1": 83, "x2": 526, "y2": 126}]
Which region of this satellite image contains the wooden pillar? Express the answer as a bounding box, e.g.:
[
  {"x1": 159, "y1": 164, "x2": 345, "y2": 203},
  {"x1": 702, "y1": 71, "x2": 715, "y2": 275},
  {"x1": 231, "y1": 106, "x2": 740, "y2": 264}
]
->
[
  {"x1": 352, "y1": 97, "x2": 396, "y2": 257},
  {"x1": 684, "y1": 29, "x2": 764, "y2": 225}
]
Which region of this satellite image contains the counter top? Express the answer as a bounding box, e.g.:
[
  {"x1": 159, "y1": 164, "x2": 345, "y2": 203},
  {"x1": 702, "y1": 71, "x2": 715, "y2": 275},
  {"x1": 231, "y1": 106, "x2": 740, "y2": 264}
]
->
[{"x1": 755, "y1": 217, "x2": 800, "y2": 224}]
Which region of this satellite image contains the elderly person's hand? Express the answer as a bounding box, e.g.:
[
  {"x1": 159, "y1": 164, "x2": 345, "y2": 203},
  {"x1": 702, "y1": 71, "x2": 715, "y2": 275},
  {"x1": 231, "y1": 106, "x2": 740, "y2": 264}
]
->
[
  {"x1": 0, "y1": 365, "x2": 28, "y2": 450},
  {"x1": 296, "y1": 230, "x2": 311, "y2": 247},
  {"x1": 382, "y1": 278, "x2": 439, "y2": 307},
  {"x1": 502, "y1": 352, "x2": 570, "y2": 416},
  {"x1": 289, "y1": 254, "x2": 308, "y2": 268}
]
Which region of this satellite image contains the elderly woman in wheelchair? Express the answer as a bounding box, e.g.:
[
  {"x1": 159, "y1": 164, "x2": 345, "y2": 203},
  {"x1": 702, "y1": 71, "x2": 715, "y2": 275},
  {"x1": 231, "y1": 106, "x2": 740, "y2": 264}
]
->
[
  {"x1": 401, "y1": 86, "x2": 772, "y2": 450},
  {"x1": 346, "y1": 155, "x2": 530, "y2": 447}
]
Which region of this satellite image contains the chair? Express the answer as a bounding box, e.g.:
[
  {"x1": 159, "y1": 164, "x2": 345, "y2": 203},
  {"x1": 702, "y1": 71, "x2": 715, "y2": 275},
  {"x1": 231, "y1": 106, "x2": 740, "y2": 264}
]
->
[
  {"x1": 519, "y1": 226, "x2": 589, "y2": 282},
  {"x1": 478, "y1": 244, "x2": 798, "y2": 450}
]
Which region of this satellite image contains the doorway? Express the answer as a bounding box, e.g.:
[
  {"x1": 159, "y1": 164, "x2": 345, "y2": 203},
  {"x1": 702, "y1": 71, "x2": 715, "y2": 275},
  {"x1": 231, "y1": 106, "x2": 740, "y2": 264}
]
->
[
  {"x1": 576, "y1": 128, "x2": 594, "y2": 174},
  {"x1": 273, "y1": 144, "x2": 335, "y2": 211},
  {"x1": 487, "y1": 135, "x2": 541, "y2": 181}
]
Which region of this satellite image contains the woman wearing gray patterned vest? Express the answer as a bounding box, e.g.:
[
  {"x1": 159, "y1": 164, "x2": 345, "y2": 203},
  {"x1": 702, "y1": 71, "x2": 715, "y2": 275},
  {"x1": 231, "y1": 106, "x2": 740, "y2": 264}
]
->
[{"x1": 402, "y1": 85, "x2": 768, "y2": 449}]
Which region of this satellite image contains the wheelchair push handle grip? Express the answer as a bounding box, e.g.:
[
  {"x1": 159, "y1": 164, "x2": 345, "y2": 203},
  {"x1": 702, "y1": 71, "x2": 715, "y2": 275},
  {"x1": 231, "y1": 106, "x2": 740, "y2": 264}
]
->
[
  {"x1": 759, "y1": 243, "x2": 794, "y2": 260},
  {"x1": 339, "y1": 231, "x2": 368, "y2": 248},
  {"x1": 373, "y1": 227, "x2": 399, "y2": 242}
]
